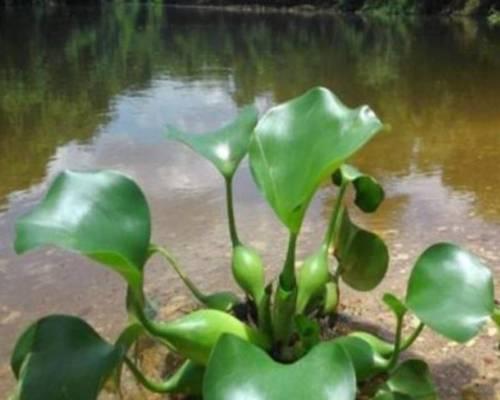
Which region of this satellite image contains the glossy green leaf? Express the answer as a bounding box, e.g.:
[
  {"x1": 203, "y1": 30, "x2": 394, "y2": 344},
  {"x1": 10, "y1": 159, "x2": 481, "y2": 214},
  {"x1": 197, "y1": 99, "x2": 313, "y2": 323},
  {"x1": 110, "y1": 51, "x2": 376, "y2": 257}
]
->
[
  {"x1": 166, "y1": 106, "x2": 258, "y2": 178},
  {"x1": 336, "y1": 336, "x2": 389, "y2": 381},
  {"x1": 406, "y1": 243, "x2": 494, "y2": 342},
  {"x1": 249, "y1": 86, "x2": 382, "y2": 232},
  {"x1": 11, "y1": 315, "x2": 125, "y2": 400},
  {"x1": 15, "y1": 170, "x2": 151, "y2": 297},
  {"x1": 157, "y1": 309, "x2": 270, "y2": 365},
  {"x1": 334, "y1": 208, "x2": 389, "y2": 291},
  {"x1": 348, "y1": 331, "x2": 394, "y2": 357},
  {"x1": 375, "y1": 359, "x2": 437, "y2": 399},
  {"x1": 332, "y1": 164, "x2": 384, "y2": 213},
  {"x1": 383, "y1": 293, "x2": 407, "y2": 319},
  {"x1": 204, "y1": 334, "x2": 356, "y2": 400},
  {"x1": 202, "y1": 291, "x2": 241, "y2": 312}
]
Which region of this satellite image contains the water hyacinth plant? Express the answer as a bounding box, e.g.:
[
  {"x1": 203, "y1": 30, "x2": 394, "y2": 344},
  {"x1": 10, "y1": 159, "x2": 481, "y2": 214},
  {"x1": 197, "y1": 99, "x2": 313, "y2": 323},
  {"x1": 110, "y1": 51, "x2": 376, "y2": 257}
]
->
[{"x1": 9, "y1": 87, "x2": 499, "y2": 400}]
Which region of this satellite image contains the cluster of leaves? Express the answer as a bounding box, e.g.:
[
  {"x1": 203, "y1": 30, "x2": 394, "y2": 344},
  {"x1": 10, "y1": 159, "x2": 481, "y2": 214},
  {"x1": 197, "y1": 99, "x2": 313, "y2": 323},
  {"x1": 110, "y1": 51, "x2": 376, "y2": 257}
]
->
[{"x1": 10, "y1": 87, "x2": 499, "y2": 399}]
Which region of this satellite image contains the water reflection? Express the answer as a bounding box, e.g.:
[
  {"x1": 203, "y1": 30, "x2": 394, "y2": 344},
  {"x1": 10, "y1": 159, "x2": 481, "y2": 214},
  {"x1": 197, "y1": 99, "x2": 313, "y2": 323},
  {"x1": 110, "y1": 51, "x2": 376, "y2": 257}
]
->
[
  {"x1": 0, "y1": 5, "x2": 499, "y2": 394},
  {"x1": 1, "y1": 6, "x2": 499, "y2": 218}
]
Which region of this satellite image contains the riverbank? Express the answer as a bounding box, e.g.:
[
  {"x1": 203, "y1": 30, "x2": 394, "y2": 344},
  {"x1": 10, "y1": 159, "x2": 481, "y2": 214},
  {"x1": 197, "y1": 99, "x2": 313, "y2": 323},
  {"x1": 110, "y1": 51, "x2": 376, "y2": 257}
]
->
[
  {"x1": 165, "y1": 0, "x2": 500, "y2": 17},
  {"x1": 2, "y1": 0, "x2": 500, "y2": 18}
]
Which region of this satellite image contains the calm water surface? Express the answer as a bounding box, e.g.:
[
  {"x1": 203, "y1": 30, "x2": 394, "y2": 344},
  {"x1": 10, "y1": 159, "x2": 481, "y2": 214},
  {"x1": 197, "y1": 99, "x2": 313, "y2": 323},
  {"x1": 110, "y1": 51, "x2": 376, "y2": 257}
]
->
[{"x1": 0, "y1": 4, "x2": 499, "y2": 394}]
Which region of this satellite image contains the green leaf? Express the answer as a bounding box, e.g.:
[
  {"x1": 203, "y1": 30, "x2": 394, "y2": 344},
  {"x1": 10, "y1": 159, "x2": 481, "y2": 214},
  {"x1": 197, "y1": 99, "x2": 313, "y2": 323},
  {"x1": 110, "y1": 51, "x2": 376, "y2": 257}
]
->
[
  {"x1": 11, "y1": 315, "x2": 125, "y2": 400},
  {"x1": 15, "y1": 170, "x2": 151, "y2": 297},
  {"x1": 376, "y1": 359, "x2": 437, "y2": 399},
  {"x1": 204, "y1": 334, "x2": 356, "y2": 400},
  {"x1": 406, "y1": 243, "x2": 494, "y2": 342},
  {"x1": 157, "y1": 309, "x2": 271, "y2": 365},
  {"x1": 334, "y1": 208, "x2": 389, "y2": 291},
  {"x1": 348, "y1": 331, "x2": 394, "y2": 357},
  {"x1": 249, "y1": 86, "x2": 382, "y2": 232},
  {"x1": 166, "y1": 106, "x2": 258, "y2": 178},
  {"x1": 383, "y1": 293, "x2": 407, "y2": 319},
  {"x1": 336, "y1": 336, "x2": 389, "y2": 381},
  {"x1": 332, "y1": 164, "x2": 384, "y2": 212},
  {"x1": 202, "y1": 291, "x2": 241, "y2": 312}
]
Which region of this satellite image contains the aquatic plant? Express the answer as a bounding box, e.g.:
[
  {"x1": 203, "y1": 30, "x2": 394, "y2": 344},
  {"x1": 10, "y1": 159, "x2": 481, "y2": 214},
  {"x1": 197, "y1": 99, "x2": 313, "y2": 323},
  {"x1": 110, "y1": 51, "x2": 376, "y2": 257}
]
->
[{"x1": 9, "y1": 87, "x2": 499, "y2": 399}]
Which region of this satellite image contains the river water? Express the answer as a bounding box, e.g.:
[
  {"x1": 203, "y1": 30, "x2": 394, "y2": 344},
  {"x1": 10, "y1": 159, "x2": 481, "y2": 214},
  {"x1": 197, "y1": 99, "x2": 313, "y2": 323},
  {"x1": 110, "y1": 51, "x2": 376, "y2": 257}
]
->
[{"x1": 0, "y1": 4, "x2": 499, "y2": 397}]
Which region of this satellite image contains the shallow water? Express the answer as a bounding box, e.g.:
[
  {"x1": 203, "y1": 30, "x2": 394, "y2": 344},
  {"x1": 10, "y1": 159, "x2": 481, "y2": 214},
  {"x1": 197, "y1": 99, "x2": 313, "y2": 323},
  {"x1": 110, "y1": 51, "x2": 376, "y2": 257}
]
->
[{"x1": 0, "y1": 4, "x2": 499, "y2": 396}]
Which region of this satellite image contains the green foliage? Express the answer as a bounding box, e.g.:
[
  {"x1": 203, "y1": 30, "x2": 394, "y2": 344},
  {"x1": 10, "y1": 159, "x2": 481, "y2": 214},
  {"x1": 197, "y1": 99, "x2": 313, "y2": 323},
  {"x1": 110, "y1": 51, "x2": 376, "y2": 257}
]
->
[
  {"x1": 406, "y1": 243, "x2": 494, "y2": 342},
  {"x1": 332, "y1": 164, "x2": 385, "y2": 213},
  {"x1": 231, "y1": 244, "x2": 266, "y2": 301},
  {"x1": 488, "y1": 9, "x2": 500, "y2": 26},
  {"x1": 335, "y1": 336, "x2": 389, "y2": 380},
  {"x1": 203, "y1": 334, "x2": 356, "y2": 400},
  {"x1": 166, "y1": 105, "x2": 258, "y2": 179},
  {"x1": 153, "y1": 309, "x2": 270, "y2": 365},
  {"x1": 375, "y1": 359, "x2": 437, "y2": 399},
  {"x1": 334, "y1": 208, "x2": 389, "y2": 291},
  {"x1": 296, "y1": 245, "x2": 330, "y2": 314},
  {"x1": 10, "y1": 87, "x2": 498, "y2": 399},
  {"x1": 11, "y1": 315, "x2": 125, "y2": 400},
  {"x1": 14, "y1": 170, "x2": 151, "y2": 299},
  {"x1": 249, "y1": 86, "x2": 383, "y2": 233}
]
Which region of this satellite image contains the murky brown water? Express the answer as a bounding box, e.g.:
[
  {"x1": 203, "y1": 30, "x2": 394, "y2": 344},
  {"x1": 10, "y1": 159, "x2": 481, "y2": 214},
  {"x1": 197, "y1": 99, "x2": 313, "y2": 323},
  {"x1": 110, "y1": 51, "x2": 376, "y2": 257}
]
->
[{"x1": 0, "y1": 4, "x2": 499, "y2": 397}]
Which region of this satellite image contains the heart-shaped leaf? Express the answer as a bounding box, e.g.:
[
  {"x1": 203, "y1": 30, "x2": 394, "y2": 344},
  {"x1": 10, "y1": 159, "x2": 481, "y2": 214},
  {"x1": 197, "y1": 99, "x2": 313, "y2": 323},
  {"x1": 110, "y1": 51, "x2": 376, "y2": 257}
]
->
[
  {"x1": 375, "y1": 359, "x2": 437, "y2": 399},
  {"x1": 11, "y1": 315, "x2": 125, "y2": 400},
  {"x1": 204, "y1": 334, "x2": 356, "y2": 400},
  {"x1": 249, "y1": 87, "x2": 382, "y2": 232},
  {"x1": 334, "y1": 208, "x2": 389, "y2": 291},
  {"x1": 166, "y1": 106, "x2": 258, "y2": 178},
  {"x1": 406, "y1": 243, "x2": 494, "y2": 342},
  {"x1": 15, "y1": 170, "x2": 151, "y2": 297},
  {"x1": 332, "y1": 164, "x2": 384, "y2": 213}
]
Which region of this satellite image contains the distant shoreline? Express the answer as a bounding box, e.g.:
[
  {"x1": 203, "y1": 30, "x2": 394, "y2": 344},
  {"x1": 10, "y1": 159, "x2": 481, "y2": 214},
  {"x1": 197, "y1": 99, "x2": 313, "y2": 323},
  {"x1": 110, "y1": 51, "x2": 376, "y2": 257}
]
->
[
  {"x1": 2, "y1": 1, "x2": 500, "y2": 21},
  {"x1": 164, "y1": 1, "x2": 500, "y2": 17}
]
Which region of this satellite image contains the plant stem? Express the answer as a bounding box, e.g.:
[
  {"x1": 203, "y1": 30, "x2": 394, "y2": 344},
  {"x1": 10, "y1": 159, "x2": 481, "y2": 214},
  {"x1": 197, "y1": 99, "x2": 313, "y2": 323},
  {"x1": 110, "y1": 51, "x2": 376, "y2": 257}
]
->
[
  {"x1": 225, "y1": 176, "x2": 240, "y2": 247},
  {"x1": 280, "y1": 232, "x2": 298, "y2": 291},
  {"x1": 387, "y1": 312, "x2": 406, "y2": 370},
  {"x1": 151, "y1": 245, "x2": 207, "y2": 304},
  {"x1": 400, "y1": 322, "x2": 425, "y2": 352},
  {"x1": 126, "y1": 291, "x2": 172, "y2": 342},
  {"x1": 125, "y1": 357, "x2": 173, "y2": 393},
  {"x1": 323, "y1": 181, "x2": 348, "y2": 247}
]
